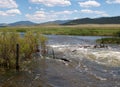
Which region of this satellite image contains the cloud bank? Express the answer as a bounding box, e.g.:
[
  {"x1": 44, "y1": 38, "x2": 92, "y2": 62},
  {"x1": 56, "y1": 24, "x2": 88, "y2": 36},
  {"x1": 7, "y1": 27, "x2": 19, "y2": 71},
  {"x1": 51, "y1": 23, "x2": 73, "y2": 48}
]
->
[
  {"x1": 26, "y1": 10, "x2": 77, "y2": 22},
  {"x1": 106, "y1": 0, "x2": 120, "y2": 4},
  {"x1": 81, "y1": 9, "x2": 109, "y2": 16},
  {"x1": 79, "y1": 0, "x2": 100, "y2": 8},
  {"x1": 0, "y1": 9, "x2": 21, "y2": 16},
  {"x1": 0, "y1": 0, "x2": 21, "y2": 17},
  {"x1": 0, "y1": 0, "x2": 18, "y2": 8},
  {"x1": 30, "y1": 0, "x2": 71, "y2": 7}
]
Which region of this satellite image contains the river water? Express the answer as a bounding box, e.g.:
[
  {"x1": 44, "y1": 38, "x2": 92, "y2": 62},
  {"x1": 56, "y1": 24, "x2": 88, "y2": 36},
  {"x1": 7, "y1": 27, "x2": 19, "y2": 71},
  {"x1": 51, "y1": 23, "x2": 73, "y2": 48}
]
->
[
  {"x1": 46, "y1": 35, "x2": 120, "y2": 87},
  {"x1": 0, "y1": 35, "x2": 120, "y2": 87}
]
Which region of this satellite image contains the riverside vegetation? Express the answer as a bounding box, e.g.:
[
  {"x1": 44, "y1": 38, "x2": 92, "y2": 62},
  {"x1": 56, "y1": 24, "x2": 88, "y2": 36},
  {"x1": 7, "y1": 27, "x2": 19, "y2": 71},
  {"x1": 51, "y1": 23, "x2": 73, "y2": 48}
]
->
[
  {"x1": 96, "y1": 37, "x2": 120, "y2": 44},
  {"x1": 1, "y1": 25, "x2": 120, "y2": 45},
  {"x1": 0, "y1": 31, "x2": 47, "y2": 71},
  {"x1": 0, "y1": 24, "x2": 120, "y2": 36},
  {"x1": 1, "y1": 24, "x2": 120, "y2": 44},
  {"x1": 96, "y1": 31, "x2": 120, "y2": 44}
]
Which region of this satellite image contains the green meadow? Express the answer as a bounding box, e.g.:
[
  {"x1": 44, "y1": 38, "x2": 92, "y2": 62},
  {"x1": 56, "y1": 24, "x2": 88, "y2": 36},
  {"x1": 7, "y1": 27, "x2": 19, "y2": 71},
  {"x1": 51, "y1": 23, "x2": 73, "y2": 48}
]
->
[{"x1": 0, "y1": 24, "x2": 120, "y2": 36}]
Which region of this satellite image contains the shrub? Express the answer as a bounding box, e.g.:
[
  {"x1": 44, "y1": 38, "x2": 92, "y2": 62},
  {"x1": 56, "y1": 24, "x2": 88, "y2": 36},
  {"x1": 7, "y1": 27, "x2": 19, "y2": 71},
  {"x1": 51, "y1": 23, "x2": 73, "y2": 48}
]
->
[
  {"x1": 115, "y1": 31, "x2": 120, "y2": 37},
  {"x1": 0, "y1": 31, "x2": 47, "y2": 69},
  {"x1": 96, "y1": 37, "x2": 120, "y2": 44}
]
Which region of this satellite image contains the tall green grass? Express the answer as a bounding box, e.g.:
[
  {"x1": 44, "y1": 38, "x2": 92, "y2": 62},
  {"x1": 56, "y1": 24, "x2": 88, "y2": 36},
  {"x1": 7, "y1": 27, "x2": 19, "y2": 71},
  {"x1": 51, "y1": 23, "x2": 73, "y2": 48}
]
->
[
  {"x1": 96, "y1": 37, "x2": 120, "y2": 44},
  {"x1": 0, "y1": 25, "x2": 120, "y2": 36},
  {"x1": 0, "y1": 31, "x2": 47, "y2": 70}
]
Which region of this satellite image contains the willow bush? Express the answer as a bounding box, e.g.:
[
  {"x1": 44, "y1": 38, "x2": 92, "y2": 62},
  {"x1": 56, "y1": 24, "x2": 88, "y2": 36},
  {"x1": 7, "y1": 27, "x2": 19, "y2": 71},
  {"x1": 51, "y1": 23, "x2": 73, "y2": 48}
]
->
[
  {"x1": 96, "y1": 37, "x2": 120, "y2": 44},
  {"x1": 0, "y1": 31, "x2": 47, "y2": 69},
  {"x1": 116, "y1": 31, "x2": 120, "y2": 37}
]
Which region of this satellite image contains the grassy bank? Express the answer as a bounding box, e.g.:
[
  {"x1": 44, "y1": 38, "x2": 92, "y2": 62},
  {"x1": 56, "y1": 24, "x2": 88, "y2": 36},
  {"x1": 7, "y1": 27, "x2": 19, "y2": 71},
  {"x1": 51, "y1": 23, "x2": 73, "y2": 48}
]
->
[
  {"x1": 0, "y1": 24, "x2": 120, "y2": 36},
  {"x1": 96, "y1": 37, "x2": 120, "y2": 44},
  {"x1": 0, "y1": 31, "x2": 47, "y2": 71}
]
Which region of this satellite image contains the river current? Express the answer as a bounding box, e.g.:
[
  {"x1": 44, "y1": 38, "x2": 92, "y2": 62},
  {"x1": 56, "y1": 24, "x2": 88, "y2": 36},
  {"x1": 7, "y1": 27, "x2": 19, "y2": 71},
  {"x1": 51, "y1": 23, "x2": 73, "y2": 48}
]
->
[{"x1": 46, "y1": 35, "x2": 120, "y2": 87}]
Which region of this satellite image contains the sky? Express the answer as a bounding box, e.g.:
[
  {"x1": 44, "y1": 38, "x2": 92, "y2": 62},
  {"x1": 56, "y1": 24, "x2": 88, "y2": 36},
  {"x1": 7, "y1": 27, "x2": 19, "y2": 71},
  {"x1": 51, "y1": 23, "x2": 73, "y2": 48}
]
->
[{"x1": 0, "y1": 0, "x2": 120, "y2": 23}]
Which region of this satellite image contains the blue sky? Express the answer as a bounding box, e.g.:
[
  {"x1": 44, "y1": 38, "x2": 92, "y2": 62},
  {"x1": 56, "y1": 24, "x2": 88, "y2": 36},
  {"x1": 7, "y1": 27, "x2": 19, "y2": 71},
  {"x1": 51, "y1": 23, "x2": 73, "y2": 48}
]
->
[{"x1": 0, "y1": 0, "x2": 120, "y2": 23}]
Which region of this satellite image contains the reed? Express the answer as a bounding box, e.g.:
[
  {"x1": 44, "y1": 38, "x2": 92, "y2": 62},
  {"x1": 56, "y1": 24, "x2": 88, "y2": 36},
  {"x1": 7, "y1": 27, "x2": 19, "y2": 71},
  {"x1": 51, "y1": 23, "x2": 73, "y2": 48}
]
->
[
  {"x1": 0, "y1": 25, "x2": 120, "y2": 36},
  {"x1": 96, "y1": 37, "x2": 120, "y2": 44},
  {"x1": 0, "y1": 31, "x2": 47, "y2": 70}
]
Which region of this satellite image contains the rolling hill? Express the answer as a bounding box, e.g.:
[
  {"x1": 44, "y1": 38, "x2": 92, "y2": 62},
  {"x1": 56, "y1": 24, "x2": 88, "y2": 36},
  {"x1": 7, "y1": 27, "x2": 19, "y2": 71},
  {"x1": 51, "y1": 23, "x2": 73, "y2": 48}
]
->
[
  {"x1": 63, "y1": 16, "x2": 120, "y2": 25},
  {"x1": 0, "y1": 23, "x2": 8, "y2": 27},
  {"x1": 1, "y1": 16, "x2": 120, "y2": 27},
  {"x1": 9, "y1": 21, "x2": 36, "y2": 26},
  {"x1": 40, "y1": 20, "x2": 70, "y2": 25}
]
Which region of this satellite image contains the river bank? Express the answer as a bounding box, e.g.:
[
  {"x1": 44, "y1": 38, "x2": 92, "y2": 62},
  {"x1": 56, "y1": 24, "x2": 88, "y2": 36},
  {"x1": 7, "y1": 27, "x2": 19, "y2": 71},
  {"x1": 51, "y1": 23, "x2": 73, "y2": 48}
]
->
[
  {"x1": 1, "y1": 48, "x2": 120, "y2": 87},
  {"x1": 0, "y1": 35, "x2": 120, "y2": 87},
  {"x1": 0, "y1": 24, "x2": 120, "y2": 36}
]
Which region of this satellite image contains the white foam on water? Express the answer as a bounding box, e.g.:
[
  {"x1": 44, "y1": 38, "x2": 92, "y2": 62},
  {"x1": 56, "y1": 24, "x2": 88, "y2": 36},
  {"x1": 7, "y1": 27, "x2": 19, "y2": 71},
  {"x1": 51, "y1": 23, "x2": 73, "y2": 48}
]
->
[
  {"x1": 86, "y1": 50, "x2": 120, "y2": 66},
  {"x1": 49, "y1": 44, "x2": 120, "y2": 67},
  {"x1": 49, "y1": 45, "x2": 70, "y2": 48}
]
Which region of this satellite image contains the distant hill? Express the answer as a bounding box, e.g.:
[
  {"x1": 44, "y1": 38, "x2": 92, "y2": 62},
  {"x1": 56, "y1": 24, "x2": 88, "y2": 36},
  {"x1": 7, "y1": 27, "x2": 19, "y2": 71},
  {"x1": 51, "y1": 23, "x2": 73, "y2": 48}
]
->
[
  {"x1": 0, "y1": 23, "x2": 8, "y2": 27},
  {"x1": 1, "y1": 16, "x2": 120, "y2": 26},
  {"x1": 9, "y1": 21, "x2": 36, "y2": 26},
  {"x1": 63, "y1": 16, "x2": 120, "y2": 25},
  {"x1": 40, "y1": 20, "x2": 70, "y2": 25}
]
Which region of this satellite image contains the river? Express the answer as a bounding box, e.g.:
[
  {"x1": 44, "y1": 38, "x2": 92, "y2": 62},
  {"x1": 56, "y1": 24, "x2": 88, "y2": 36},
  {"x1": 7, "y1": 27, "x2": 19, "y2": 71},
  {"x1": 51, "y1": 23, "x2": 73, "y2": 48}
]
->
[
  {"x1": 46, "y1": 35, "x2": 120, "y2": 87},
  {"x1": 0, "y1": 35, "x2": 120, "y2": 87}
]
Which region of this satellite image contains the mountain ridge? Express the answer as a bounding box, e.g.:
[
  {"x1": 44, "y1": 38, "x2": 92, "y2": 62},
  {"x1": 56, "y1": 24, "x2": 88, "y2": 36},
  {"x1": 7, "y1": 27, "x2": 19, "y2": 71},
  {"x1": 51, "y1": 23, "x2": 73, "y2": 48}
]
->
[
  {"x1": 63, "y1": 16, "x2": 120, "y2": 25},
  {"x1": 9, "y1": 21, "x2": 36, "y2": 26},
  {"x1": 0, "y1": 16, "x2": 120, "y2": 26}
]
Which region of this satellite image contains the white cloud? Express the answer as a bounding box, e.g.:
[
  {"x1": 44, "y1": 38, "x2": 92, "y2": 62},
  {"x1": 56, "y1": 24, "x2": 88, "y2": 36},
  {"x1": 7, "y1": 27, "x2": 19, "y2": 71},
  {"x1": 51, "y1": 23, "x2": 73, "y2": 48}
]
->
[
  {"x1": 0, "y1": 11, "x2": 8, "y2": 16},
  {"x1": 0, "y1": 0, "x2": 21, "y2": 17},
  {"x1": 0, "y1": 9, "x2": 21, "y2": 16},
  {"x1": 25, "y1": 10, "x2": 78, "y2": 22},
  {"x1": 106, "y1": 0, "x2": 120, "y2": 4},
  {"x1": 54, "y1": 10, "x2": 76, "y2": 15},
  {"x1": 26, "y1": 11, "x2": 55, "y2": 21},
  {"x1": 81, "y1": 9, "x2": 109, "y2": 16},
  {"x1": 79, "y1": 0, "x2": 100, "y2": 8},
  {"x1": 0, "y1": 0, "x2": 18, "y2": 8},
  {"x1": 6, "y1": 9, "x2": 21, "y2": 15},
  {"x1": 30, "y1": 0, "x2": 71, "y2": 7},
  {"x1": 40, "y1": 8, "x2": 45, "y2": 11}
]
